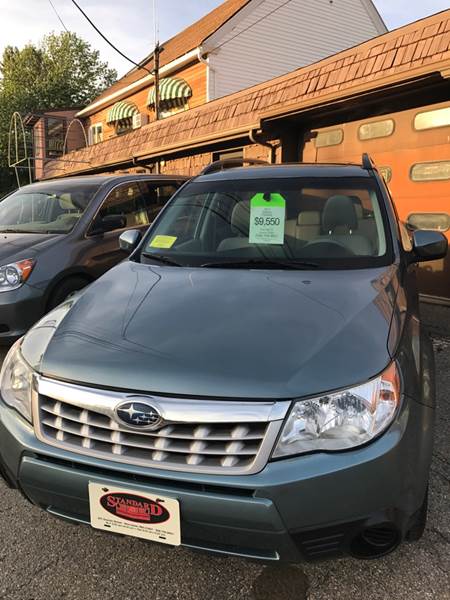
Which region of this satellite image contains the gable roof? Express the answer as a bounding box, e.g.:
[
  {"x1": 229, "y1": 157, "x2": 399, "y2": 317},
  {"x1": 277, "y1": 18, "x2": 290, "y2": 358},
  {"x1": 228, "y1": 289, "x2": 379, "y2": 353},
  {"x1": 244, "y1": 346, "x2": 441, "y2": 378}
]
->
[
  {"x1": 92, "y1": 0, "x2": 251, "y2": 105},
  {"x1": 45, "y1": 9, "x2": 450, "y2": 180}
]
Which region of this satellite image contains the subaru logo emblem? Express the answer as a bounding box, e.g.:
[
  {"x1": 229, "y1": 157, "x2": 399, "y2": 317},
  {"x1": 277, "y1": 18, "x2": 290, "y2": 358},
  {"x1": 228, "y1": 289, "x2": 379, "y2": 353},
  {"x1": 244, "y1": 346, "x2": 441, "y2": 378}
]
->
[{"x1": 115, "y1": 401, "x2": 163, "y2": 430}]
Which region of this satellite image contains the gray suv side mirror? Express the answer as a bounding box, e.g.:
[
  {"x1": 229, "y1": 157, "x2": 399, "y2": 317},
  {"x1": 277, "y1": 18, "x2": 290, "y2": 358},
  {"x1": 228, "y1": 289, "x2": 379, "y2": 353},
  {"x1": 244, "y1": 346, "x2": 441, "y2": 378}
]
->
[
  {"x1": 119, "y1": 229, "x2": 142, "y2": 254},
  {"x1": 411, "y1": 230, "x2": 448, "y2": 263},
  {"x1": 90, "y1": 214, "x2": 126, "y2": 235}
]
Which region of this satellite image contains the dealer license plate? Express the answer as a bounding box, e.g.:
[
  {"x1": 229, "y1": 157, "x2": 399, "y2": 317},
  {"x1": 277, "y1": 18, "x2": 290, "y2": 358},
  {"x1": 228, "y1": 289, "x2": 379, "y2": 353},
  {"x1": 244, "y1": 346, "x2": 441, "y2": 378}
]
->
[{"x1": 88, "y1": 482, "x2": 181, "y2": 546}]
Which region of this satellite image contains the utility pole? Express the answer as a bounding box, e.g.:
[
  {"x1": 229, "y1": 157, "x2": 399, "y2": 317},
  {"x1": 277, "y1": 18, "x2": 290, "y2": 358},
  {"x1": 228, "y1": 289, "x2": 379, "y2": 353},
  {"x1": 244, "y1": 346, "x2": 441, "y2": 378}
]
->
[
  {"x1": 152, "y1": 0, "x2": 160, "y2": 121},
  {"x1": 152, "y1": 0, "x2": 161, "y2": 174},
  {"x1": 154, "y1": 42, "x2": 160, "y2": 121}
]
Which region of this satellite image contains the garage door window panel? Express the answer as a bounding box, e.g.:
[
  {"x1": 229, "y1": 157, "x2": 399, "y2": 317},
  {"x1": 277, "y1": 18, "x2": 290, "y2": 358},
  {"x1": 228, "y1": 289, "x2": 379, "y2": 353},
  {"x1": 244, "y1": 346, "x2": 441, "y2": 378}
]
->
[
  {"x1": 315, "y1": 129, "x2": 344, "y2": 148},
  {"x1": 358, "y1": 120, "x2": 395, "y2": 141},
  {"x1": 414, "y1": 107, "x2": 450, "y2": 131},
  {"x1": 410, "y1": 162, "x2": 450, "y2": 182}
]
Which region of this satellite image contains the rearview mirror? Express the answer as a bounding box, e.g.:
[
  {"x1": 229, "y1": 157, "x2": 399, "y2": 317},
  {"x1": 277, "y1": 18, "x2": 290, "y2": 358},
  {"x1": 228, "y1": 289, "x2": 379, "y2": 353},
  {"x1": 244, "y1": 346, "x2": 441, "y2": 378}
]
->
[
  {"x1": 119, "y1": 229, "x2": 142, "y2": 254},
  {"x1": 411, "y1": 230, "x2": 448, "y2": 263}
]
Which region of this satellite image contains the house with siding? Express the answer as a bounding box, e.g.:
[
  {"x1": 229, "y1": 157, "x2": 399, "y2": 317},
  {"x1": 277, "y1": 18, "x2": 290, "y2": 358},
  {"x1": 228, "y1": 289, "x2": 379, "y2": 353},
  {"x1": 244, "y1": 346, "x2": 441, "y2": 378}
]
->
[
  {"x1": 76, "y1": 0, "x2": 386, "y2": 147},
  {"x1": 44, "y1": 9, "x2": 450, "y2": 303}
]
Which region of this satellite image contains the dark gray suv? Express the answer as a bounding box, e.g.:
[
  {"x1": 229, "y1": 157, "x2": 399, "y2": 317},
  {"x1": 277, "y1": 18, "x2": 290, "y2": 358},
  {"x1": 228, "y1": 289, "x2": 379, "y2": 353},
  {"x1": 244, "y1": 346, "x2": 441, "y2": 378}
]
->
[
  {"x1": 0, "y1": 174, "x2": 187, "y2": 341},
  {"x1": 0, "y1": 158, "x2": 447, "y2": 562}
]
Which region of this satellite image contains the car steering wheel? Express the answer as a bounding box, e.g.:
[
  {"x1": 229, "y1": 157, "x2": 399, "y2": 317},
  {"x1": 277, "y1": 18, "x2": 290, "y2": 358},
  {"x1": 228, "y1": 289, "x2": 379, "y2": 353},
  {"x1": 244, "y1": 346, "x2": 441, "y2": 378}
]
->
[{"x1": 302, "y1": 239, "x2": 356, "y2": 257}]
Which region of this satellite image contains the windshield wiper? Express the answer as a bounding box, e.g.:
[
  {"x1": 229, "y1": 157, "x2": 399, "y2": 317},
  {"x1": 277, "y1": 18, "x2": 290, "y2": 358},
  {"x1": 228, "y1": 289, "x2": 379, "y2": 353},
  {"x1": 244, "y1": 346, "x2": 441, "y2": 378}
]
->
[
  {"x1": 141, "y1": 252, "x2": 183, "y2": 267},
  {"x1": 200, "y1": 258, "x2": 320, "y2": 270},
  {"x1": 0, "y1": 229, "x2": 55, "y2": 235},
  {"x1": 0, "y1": 229, "x2": 43, "y2": 234}
]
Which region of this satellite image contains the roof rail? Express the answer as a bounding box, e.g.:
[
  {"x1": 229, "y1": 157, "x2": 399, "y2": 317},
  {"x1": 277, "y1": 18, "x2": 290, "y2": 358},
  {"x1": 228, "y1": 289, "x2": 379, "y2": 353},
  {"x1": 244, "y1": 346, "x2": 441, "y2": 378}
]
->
[
  {"x1": 362, "y1": 153, "x2": 377, "y2": 171},
  {"x1": 199, "y1": 158, "x2": 270, "y2": 176}
]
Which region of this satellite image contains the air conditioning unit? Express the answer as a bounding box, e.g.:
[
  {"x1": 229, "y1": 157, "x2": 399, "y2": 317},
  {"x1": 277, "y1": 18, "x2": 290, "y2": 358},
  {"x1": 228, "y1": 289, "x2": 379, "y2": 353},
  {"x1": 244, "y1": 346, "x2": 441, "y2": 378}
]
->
[{"x1": 132, "y1": 113, "x2": 148, "y2": 129}]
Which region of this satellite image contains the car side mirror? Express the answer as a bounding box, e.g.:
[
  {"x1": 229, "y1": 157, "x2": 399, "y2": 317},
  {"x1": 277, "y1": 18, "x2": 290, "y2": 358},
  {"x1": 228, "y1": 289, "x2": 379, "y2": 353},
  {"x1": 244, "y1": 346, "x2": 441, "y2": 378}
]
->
[
  {"x1": 119, "y1": 229, "x2": 142, "y2": 253},
  {"x1": 411, "y1": 230, "x2": 448, "y2": 263},
  {"x1": 91, "y1": 214, "x2": 126, "y2": 235}
]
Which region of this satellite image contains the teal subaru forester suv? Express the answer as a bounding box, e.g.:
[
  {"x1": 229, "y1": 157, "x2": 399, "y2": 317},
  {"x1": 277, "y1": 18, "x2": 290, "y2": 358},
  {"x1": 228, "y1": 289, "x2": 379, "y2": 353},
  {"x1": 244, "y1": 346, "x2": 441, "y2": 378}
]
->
[{"x1": 0, "y1": 158, "x2": 447, "y2": 562}]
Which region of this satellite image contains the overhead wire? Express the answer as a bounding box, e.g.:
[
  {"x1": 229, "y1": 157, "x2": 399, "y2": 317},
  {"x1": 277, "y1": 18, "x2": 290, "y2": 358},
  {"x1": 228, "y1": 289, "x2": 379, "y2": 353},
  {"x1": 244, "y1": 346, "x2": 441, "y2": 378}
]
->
[
  {"x1": 69, "y1": 0, "x2": 152, "y2": 74},
  {"x1": 48, "y1": 0, "x2": 69, "y2": 33},
  {"x1": 64, "y1": 0, "x2": 298, "y2": 93},
  {"x1": 67, "y1": 0, "x2": 295, "y2": 76},
  {"x1": 214, "y1": 0, "x2": 295, "y2": 51}
]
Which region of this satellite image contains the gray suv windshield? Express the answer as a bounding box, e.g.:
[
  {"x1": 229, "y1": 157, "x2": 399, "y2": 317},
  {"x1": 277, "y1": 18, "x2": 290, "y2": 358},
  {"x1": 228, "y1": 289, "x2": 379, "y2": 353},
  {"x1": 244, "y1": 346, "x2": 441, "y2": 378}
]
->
[
  {"x1": 0, "y1": 183, "x2": 100, "y2": 234},
  {"x1": 141, "y1": 177, "x2": 393, "y2": 269}
]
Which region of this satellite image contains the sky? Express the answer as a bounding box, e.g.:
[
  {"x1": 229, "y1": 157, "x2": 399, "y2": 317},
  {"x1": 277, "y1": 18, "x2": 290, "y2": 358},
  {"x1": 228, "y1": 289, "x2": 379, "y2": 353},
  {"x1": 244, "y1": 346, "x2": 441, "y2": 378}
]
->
[{"x1": 0, "y1": 0, "x2": 449, "y2": 77}]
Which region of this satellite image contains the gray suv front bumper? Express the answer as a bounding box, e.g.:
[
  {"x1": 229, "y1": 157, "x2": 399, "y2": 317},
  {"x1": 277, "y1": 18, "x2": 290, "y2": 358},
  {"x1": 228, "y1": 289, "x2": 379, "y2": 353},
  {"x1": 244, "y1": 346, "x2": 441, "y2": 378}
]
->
[{"x1": 0, "y1": 393, "x2": 433, "y2": 562}]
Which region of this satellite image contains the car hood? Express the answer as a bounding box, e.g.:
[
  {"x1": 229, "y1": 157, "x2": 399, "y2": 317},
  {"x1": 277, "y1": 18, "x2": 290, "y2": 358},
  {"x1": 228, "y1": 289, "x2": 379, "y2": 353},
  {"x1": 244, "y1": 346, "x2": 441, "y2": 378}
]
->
[
  {"x1": 28, "y1": 261, "x2": 400, "y2": 399},
  {"x1": 0, "y1": 232, "x2": 61, "y2": 262}
]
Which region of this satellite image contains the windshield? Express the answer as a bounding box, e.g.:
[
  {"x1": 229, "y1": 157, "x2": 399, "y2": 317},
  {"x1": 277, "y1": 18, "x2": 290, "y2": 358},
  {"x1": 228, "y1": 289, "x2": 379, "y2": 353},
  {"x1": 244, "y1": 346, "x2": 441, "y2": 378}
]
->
[
  {"x1": 0, "y1": 182, "x2": 100, "y2": 234},
  {"x1": 140, "y1": 177, "x2": 393, "y2": 269}
]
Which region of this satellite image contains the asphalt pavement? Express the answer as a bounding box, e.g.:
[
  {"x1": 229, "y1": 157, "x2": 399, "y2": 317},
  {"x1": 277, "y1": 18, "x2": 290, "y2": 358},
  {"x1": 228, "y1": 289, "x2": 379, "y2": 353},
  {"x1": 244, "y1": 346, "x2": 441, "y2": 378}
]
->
[{"x1": 0, "y1": 337, "x2": 449, "y2": 600}]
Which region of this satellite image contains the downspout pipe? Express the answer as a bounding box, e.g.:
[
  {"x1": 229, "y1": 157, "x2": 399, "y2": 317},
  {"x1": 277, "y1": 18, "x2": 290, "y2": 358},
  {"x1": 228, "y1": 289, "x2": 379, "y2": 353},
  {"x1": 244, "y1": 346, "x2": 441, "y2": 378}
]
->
[
  {"x1": 197, "y1": 46, "x2": 209, "y2": 65},
  {"x1": 249, "y1": 129, "x2": 279, "y2": 164},
  {"x1": 198, "y1": 46, "x2": 213, "y2": 102}
]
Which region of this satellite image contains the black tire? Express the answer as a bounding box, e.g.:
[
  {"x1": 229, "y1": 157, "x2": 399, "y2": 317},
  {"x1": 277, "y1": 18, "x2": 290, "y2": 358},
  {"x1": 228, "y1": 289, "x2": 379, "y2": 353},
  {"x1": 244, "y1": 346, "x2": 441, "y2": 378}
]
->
[
  {"x1": 47, "y1": 276, "x2": 90, "y2": 310},
  {"x1": 406, "y1": 486, "x2": 429, "y2": 542}
]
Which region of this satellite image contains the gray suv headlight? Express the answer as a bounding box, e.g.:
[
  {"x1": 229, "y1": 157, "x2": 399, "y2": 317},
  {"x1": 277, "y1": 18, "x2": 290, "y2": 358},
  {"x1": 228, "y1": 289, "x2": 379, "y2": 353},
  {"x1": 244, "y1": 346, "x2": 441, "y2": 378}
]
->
[
  {"x1": 0, "y1": 259, "x2": 35, "y2": 292},
  {"x1": 273, "y1": 363, "x2": 401, "y2": 457},
  {"x1": 0, "y1": 339, "x2": 33, "y2": 422}
]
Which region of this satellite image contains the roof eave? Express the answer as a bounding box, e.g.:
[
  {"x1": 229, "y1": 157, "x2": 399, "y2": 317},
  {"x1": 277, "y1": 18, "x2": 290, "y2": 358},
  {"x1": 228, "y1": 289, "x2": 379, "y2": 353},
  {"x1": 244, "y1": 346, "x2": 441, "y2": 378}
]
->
[{"x1": 44, "y1": 62, "x2": 448, "y2": 181}]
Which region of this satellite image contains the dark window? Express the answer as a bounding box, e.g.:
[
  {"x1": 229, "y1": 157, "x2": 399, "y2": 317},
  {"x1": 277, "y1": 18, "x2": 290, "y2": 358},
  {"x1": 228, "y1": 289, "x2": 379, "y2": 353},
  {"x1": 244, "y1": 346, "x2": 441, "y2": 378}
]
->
[
  {"x1": 212, "y1": 148, "x2": 244, "y2": 162},
  {"x1": 115, "y1": 118, "x2": 133, "y2": 136},
  {"x1": 96, "y1": 183, "x2": 151, "y2": 229},
  {"x1": 46, "y1": 117, "x2": 66, "y2": 158},
  {"x1": 139, "y1": 182, "x2": 179, "y2": 223}
]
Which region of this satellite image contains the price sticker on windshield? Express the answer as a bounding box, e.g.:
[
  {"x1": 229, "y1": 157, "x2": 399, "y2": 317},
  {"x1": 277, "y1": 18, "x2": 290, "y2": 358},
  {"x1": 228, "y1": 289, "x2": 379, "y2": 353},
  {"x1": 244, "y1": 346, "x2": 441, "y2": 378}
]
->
[
  {"x1": 150, "y1": 235, "x2": 177, "y2": 249},
  {"x1": 249, "y1": 193, "x2": 286, "y2": 245}
]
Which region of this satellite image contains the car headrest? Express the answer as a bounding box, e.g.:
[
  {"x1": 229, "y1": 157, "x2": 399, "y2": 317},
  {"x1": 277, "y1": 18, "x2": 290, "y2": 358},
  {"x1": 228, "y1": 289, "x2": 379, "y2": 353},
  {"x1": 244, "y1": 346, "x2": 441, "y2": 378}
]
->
[
  {"x1": 230, "y1": 200, "x2": 251, "y2": 236},
  {"x1": 323, "y1": 195, "x2": 358, "y2": 233},
  {"x1": 297, "y1": 211, "x2": 321, "y2": 226},
  {"x1": 58, "y1": 193, "x2": 78, "y2": 211},
  {"x1": 349, "y1": 196, "x2": 364, "y2": 219}
]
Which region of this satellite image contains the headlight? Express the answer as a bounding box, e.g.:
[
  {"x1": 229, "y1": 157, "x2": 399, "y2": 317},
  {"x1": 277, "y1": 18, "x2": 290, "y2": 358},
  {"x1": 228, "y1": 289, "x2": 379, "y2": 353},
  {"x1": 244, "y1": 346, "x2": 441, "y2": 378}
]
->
[
  {"x1": 273, "y1": 363, "x2": 401, "y2": 457},
  {"x1": 0, "y1": 339, "x2": 33, "y2": 422},
  {"x1": 0, "y1": 259, "x2": 35, "y2": 292}
]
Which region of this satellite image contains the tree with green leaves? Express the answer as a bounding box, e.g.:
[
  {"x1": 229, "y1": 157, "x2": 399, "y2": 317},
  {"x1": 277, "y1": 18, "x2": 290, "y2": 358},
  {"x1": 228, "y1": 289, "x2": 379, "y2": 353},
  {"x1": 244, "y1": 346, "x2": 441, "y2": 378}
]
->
[{"x1": 0, "y1": 31, "x2": 117, "y2": 195}]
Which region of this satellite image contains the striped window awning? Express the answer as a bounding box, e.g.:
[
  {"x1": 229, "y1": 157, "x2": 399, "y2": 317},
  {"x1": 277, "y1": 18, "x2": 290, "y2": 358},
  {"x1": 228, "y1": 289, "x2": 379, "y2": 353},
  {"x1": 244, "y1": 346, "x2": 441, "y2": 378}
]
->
[
  {"x1": 148, "y1": 77, "x2": 192, "y2": 110},
  {"x1": 106, "y1": 101, "x2": 139, "y2": 124}
]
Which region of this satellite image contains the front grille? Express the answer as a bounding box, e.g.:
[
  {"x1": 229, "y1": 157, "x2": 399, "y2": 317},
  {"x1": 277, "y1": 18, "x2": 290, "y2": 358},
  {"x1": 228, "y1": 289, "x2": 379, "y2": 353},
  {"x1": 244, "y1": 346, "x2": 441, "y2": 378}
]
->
[
  {"x1": 40, "y1": 396, "x2": 267, "y2": 470},
  {"x1": 34, "y1": 377, "x2": 289, "y2": 475}
]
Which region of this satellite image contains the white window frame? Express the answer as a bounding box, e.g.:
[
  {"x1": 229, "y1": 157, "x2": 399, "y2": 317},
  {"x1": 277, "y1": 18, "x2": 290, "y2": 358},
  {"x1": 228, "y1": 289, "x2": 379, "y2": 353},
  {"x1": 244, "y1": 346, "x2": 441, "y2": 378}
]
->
[{"x1": 89, "y1": 123, "x2": 103, "y2": 145}]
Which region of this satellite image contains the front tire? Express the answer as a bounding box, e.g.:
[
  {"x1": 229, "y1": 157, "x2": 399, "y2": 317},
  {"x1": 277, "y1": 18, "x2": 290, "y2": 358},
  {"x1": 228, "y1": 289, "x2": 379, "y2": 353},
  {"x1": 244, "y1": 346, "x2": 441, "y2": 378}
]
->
[{"x1": 47, "y1": 276, "x2": 90, "y2": 310}]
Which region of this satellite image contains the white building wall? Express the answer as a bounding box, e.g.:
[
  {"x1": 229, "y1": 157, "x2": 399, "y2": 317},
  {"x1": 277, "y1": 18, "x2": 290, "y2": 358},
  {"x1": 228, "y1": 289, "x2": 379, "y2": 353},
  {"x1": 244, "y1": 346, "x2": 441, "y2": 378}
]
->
[{"x1": 206, "y1": 0, "x2": 387, "y2": 100}]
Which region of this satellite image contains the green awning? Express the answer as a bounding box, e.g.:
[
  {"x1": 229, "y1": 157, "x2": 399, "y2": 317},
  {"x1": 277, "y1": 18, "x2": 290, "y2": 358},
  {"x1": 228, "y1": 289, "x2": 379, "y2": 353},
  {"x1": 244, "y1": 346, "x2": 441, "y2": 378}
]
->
[
  {"x1": 148, "y1": 77, "x2": 192, "y2": 109},
  {"x1": 106, "y1": 101, "x2": 139, "y2": 124}
]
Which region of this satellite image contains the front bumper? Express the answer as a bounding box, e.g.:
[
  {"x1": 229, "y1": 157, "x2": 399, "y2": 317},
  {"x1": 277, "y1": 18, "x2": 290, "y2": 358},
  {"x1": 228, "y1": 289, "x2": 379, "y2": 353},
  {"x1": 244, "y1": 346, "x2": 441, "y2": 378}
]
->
[
  {"x1": 0, "y1": 284, "x2": 44, "y2": 342},
  {"x1": 0, "y1": 394, "x2": 434, "y2": 562}
]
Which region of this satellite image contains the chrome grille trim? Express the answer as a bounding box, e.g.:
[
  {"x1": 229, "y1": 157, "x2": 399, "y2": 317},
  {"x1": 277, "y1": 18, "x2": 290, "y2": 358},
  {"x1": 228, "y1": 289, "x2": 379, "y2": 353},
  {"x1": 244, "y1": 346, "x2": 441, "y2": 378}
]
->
[{"x1": 33, "y1": 376, "x2": 290, "y2": 475}]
